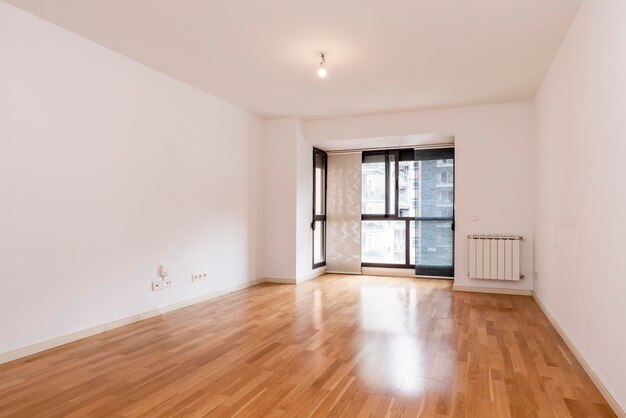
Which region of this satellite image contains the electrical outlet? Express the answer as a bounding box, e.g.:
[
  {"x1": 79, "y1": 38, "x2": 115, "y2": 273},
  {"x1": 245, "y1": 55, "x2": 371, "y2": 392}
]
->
[
  {"x1": 152, "y1": 279, "x2": 172, "y2": 291},
  {"x1": 192, "y1": 273, "x2": 208, "y2": 282}
]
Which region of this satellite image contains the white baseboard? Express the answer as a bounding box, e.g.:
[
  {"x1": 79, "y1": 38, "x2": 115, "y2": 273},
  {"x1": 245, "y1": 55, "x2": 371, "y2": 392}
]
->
[
  {"x1": 297, "y1": 267, "x2": 326, "y2": 283},
  {"x1": 532, "y1": 292, "x2": 625, "y2": 417},
  {"x1": 452, "y1": 284, "x2": 532, "y2": 296},
  {"x1": 0, "y1": 278, "x2": 264, "y2": 365},
  {"x1": 324, "y1": 270, "x2": 361, "y2": 275},
  {"x1": 264, "y1": 277, "x2": 297, "y2": 284},
  {"x1": 157, "y1": 278, "x2": 265, "y2": 314},
  {"x1": 265, "y1": 267, "x2": 326, "y2": 285}
]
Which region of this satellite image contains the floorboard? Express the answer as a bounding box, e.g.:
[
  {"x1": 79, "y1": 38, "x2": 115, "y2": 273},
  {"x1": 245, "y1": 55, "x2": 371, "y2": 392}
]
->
[{"x1": 0, "y1": 274, "x2": 615, "y2": 417}]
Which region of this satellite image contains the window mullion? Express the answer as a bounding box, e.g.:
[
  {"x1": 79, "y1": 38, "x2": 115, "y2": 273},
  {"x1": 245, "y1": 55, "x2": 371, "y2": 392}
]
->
[
  {"x1": 405, "y1": 219, "x2": 410, "y2": 266},
  {"x1": 395, "y1": 153, "x2": 400, "y2": 216},
  {"x1": 384, "y1": 152, "x2": 390, "y2": 217}
]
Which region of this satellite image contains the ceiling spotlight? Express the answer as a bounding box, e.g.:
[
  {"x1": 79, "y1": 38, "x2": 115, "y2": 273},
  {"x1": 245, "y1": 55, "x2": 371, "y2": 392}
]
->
[{"x1": 317, "y1": 53, "x2": 327, "y2": 78}]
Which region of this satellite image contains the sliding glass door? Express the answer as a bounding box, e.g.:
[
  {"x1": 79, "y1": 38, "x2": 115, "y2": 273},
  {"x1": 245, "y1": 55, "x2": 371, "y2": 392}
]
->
[
  {"x1": 361, "y1": 148, "x2": 454, "y2": 277},
  {"x1": 412, "y1": 148, "x2": 454, "y2": 277}
]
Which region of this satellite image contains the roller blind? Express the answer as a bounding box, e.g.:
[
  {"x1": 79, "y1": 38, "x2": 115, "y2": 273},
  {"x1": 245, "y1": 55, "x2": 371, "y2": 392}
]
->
[{"x1": 326, "y1": 153, "x2": 362, "y2": 273}]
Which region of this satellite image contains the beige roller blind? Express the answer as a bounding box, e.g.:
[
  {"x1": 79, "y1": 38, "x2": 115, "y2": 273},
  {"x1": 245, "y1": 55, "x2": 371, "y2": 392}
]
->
[{"x1": 326, "y1": 153, "x2": 362, "y2": 273}]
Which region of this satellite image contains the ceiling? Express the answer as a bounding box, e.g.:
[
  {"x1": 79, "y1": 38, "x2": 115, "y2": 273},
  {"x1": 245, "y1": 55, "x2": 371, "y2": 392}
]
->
[
  {"x1": 7, "y1": 0, "x2": 581, "y2": 120},
  {"x1": 312, "y1": 134, "x2": 454, "y2": 152}
]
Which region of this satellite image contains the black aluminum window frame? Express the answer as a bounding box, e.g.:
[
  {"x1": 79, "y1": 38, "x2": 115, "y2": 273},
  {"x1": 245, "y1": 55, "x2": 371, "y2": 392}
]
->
[
  {"x1": 361, "y1": 148, "x2": 455, "y2": 275},
  {"x1": 312, "y1": 147, "x2": 327, "y2": 269},
  {"x1": 361, "y1": 149, "x2": 413, "y2": 268}
]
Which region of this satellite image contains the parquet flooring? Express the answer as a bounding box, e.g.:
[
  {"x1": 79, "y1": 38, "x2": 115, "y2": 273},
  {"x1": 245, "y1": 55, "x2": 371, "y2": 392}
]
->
[{"x1": 0, "y1": 275, "x2": 615, "y2": 417}]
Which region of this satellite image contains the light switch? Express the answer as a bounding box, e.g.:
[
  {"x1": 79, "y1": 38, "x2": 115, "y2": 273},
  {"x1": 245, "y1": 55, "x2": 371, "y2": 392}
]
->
[{"x1": 470, "y1": 215, "x2": 479, "y2": 222}]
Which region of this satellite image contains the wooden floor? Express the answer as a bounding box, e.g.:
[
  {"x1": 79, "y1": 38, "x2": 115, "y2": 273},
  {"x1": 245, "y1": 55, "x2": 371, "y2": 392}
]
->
[{"x1": 0, "y1": 275, "x2": 615, "y2": 417}]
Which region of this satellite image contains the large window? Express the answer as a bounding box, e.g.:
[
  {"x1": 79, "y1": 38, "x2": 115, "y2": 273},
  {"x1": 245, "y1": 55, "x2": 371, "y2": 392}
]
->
[
  {"x1": 312, "y1": 148, "x2": 327, "y2": 268},
  {"x1": 361, "y1": 148, "x2": 455, "y2": 276},
  {"x1": 361, "y1": 150, "x2": 414, "y2": 268}
]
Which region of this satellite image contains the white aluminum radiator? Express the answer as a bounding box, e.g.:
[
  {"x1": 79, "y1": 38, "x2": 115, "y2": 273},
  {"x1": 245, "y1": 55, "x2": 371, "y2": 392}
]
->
[{"x1": 468, "y1": 235, "x2": 523, "y2": 281}]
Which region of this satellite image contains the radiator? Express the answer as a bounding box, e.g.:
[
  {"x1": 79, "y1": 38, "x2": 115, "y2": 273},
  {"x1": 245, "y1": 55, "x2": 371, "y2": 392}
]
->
[{"x1": 468, "y1": 235, "x2": 524, "y2": 281}]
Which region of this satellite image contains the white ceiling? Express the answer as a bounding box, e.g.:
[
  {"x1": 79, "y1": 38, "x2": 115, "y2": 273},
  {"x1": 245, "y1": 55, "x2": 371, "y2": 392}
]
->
[
  {"x1": 7, "y1": 0, "x2": 581, "y2": 120},
  {"x1": 313, "y1": 134, "x2": 454, "y2": 152}
]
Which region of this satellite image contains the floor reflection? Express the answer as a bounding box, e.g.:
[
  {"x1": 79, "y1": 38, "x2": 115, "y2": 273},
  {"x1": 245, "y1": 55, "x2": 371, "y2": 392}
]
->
[
  {"x1": 288, "y1": 277, "x2": 456, "y2": 397},
  {"x1": 354, "y1": 284, "x2": 451, "y2": 395},
  {"x1": 359, "y1": 285, "x2": 418, "y2": 333}
]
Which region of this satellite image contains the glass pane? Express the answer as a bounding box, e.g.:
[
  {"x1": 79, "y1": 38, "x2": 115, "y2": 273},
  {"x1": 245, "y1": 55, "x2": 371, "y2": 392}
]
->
[
  {"x1": 313, "y1": 221, "x2": 325, "y2": 264},
  {"x1": 410, "y1": 220, "x2": 416, "y2": 265},
  {"x1": 414, "y1": 159, "x2": 454, "y2": 218},
  {"x1": 314, "y1": 154, "x2": 325, "y2": 215},
  {"x1": 399, "y1": 160, "x2": 417, "y2": 217},
  {"x1": 361, "y1": 221, "x2": 405, "y2": 264},
  {"x1": 362, "y1": 161, "x2": 386, "y2": 214},
  {"x1": 387, "y1": 154, "x2": 395, "y2": 215},
  {"x1": 414, "y1": 220, "x2": 453, "y2": 267}
]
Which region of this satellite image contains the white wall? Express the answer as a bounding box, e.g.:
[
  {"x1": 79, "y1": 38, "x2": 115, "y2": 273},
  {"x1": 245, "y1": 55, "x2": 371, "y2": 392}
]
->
[
  {"x1": 262, "y1": 118, "x2": 324, "y2": 282},
  {"x1": 295, "y1": 121, "x2": 327, "y2": 281},
  {"x1": 305, "y1": 101, "x2": 535, "y2": 291},
  {"x1": 534, "y1": 0, "x2": 626, "y2": 410},
  {"x1": 0, "y1": 3, "x2": 263, "y2": 356},
  {"x1": 295, "y1": 121, "x2": 315, "y2": 280},
  {"x1": 262, "y1": 118, "x2": 298, "y2": 280}
]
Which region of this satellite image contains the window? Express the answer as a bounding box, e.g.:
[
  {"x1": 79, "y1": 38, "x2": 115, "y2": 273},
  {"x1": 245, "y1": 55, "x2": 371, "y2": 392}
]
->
[
  {"x1": 439, "y1": 190, "x2": 453, "y2": 204},
  {"x1": 361, "y1": 150, "x2": 413, "y2": 268},
  {"x1": 440, "y1": 170, "x2": 453, "y2": 184},
  {"x1": 361, "y1": 148, "x2": 455, "y2": 276},
  {"x1": 398, "y1": 160, "x2": 417, "y2": 218},
  {"x1": 361, "y1": 155, "x2": 385, "y2": 214},
  {"x1": 312, "y1": 148, "x2": 327, "y2": 268},
  {"x1": 362, "y1": 221, "x2": 406, "y2": 264}
]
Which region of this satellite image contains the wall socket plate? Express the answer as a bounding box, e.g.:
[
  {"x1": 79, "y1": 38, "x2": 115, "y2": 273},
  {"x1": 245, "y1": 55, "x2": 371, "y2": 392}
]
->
[
  {"x1": 152, "y1": 279, "x2": 172, "y2": 291},
  {"x1": 191, "y1": 273, "x2": 208, "y2": 282}
]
